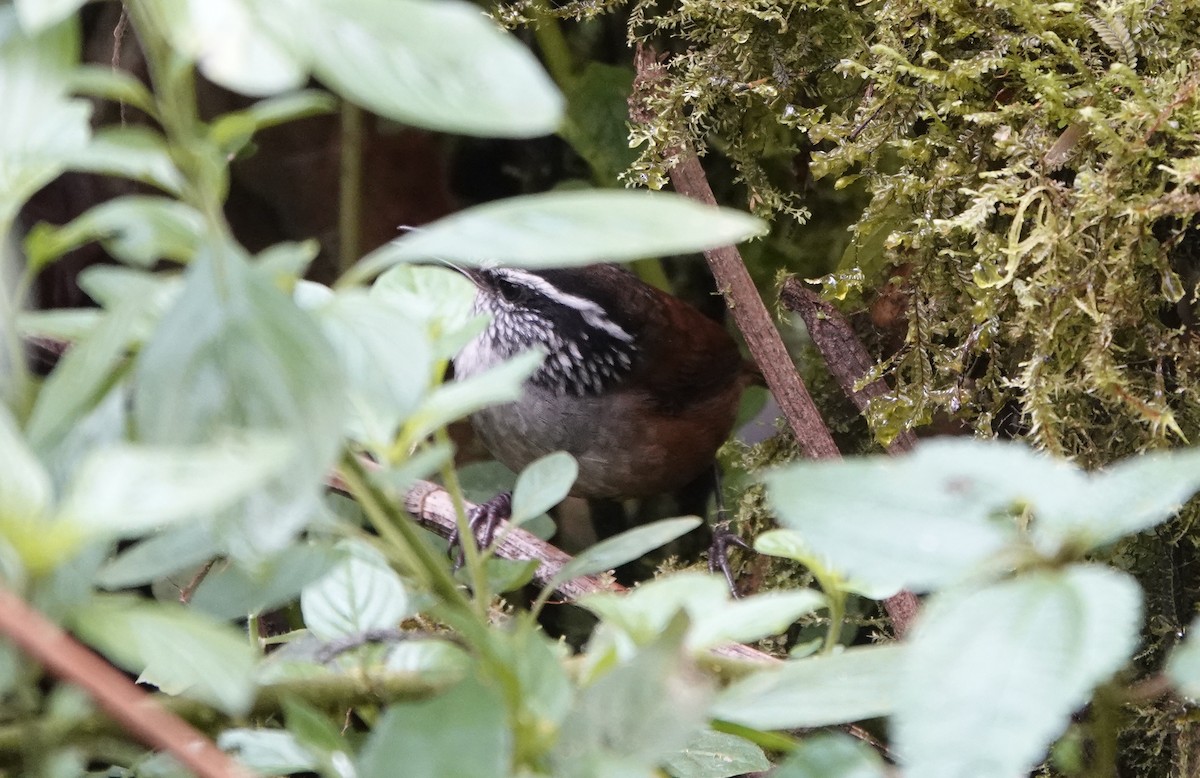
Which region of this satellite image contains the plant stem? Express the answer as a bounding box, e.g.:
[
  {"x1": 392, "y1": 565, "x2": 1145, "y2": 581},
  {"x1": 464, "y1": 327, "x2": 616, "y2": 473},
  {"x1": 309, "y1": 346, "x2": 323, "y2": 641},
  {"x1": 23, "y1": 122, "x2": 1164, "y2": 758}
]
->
[
  {"x1": 338, "y1": 99, "x2": 364, "y2": 274},
  {"x1": 529, "y1": 2, "x2": 574, "y2": 89}
]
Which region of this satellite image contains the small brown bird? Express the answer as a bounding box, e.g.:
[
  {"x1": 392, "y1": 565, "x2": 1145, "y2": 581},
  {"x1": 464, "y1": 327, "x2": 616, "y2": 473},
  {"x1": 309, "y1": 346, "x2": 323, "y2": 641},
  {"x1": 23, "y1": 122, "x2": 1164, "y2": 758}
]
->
[{"x1": 453, "y1": 263, "x2": 757, "y2": 585}]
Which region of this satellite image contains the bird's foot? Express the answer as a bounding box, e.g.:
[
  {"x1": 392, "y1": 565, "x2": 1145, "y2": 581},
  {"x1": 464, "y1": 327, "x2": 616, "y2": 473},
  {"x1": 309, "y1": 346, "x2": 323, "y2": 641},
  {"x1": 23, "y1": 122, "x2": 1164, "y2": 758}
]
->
[
  {"x1": 447, "y1": 491, "x2": 512, "y2": 569},
  {"x1": 708, "y1": 519, "x2": 752, "y2": 598}
]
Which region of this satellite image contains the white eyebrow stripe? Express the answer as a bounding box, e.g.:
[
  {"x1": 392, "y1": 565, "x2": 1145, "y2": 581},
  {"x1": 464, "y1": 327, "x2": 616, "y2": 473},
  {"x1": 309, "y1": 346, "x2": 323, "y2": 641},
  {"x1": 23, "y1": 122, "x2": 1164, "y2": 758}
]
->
[{"x1": 495, "y1": 268, "x2": 634, "y2": 342}]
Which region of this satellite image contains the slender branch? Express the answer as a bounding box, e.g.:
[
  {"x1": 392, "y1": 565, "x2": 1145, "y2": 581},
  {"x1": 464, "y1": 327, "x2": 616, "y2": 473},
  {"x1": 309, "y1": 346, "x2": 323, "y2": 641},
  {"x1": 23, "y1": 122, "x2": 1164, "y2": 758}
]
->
[
  {"x1": 631, "y1": 47, "x2": 920, "y2": 637},
  {"x1": 330, "y1": 469, "x2": 778, "y2": 665},
  {"x1": 338, "y1": 100, "x2": 364, "y2": 274},
  {"x1": 779, "y1": 280, "x2": 919, "y2": 454},
  {"x1": 632, "y1": 46, "x2": 841, "y2": 461},
  {"x1": 0, "y1": 668, "x2": 449, "y2": 760},
  {"x1": 0, "y1": 587, "x2": 250, "y2": 778}
]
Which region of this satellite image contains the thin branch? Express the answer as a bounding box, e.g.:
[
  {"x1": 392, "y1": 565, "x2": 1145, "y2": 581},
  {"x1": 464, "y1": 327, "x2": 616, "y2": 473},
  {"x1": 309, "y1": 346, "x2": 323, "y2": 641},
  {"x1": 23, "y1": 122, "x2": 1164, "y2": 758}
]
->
[
  {"x1": 631, "y1": 48, "x2": 919, "y2": 636},
  {"x1": 0, "y1": 587, "x2": 251, "y2": 778},
  {"x1": 0, "y1": 669, "x2": 450, "y2": 761},
  {"x1": 332, "y1": 471, "x2": 781, "y2": 666},
  {"x1": 632, "y1": 46, "x2": 840, "y2": 461}
]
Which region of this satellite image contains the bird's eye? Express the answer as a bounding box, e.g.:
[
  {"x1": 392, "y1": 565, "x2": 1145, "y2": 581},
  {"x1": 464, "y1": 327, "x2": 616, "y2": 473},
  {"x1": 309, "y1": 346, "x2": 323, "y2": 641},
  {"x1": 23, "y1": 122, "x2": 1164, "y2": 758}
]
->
[{"x1": 496, "y1": 279, "x2": 528, "y2": 305}]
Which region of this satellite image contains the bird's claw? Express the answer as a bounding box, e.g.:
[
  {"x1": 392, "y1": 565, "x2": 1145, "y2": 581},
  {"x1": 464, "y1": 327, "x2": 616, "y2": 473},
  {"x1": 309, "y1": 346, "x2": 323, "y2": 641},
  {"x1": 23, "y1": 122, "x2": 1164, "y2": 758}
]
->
[
  {"x1": 448, "y1": 491, "x2": 512, "y2": 570},
  {"x1": 708, "y1": 520, "x2": 751, "y2": 598}
]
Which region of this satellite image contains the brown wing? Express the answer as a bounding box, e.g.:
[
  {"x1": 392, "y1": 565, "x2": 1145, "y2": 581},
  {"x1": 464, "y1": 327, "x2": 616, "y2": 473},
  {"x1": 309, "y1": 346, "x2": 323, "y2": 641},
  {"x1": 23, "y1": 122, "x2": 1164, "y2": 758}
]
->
[{"x1": 634, "y1": 286, "x2": 747, "y2": 415}]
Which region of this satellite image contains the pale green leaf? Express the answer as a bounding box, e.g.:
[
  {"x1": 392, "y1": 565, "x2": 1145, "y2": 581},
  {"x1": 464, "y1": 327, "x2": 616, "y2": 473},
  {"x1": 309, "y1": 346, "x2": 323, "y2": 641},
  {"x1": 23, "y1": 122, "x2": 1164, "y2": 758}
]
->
[
  {"x1": 359, "y1": 674, "x2": 511, "y2": 778},
  {"x1": 271, "y1": 0, "x2": 562, "y2": 137},
  {"x1": 72, "y1": 595, "x2": 258, "y2": 715},
  {"x1": 546, "y1": 517, "x2": 702, "y2": 591},
  {"x1": 764, "y1": 439, "x2": 1041, "y2": 591},
  {"x1": 347, "y1": 190, "x2": 767, "y2": 283},
  {"x1": 1031, "y1": 448, "x2": 1200, "y2": 554},
  {"x1": 1167, "y1": 615, "x2": 1200, "y2": 701},
  {"x1": 96, "y1": 524, "x2": 220, "y2": 589},
  {"x1": 218, "y1": 729, "x2": 318, "y2": 776},
  {"x1": 552, "y1": 617, "x2": 710, "y2": 776},
  {"x1": 13, "y1": 0, "x2": 88, "y2": 33},
  {"x1": 773, "y1": 733, "x2": 887, "y2": 778},
  {"x1": 0, "y1": 9, "x2": 91, "y2": 221},
  {"x1": 25, "y1": 195, "x2": 203, "y2": 270},
  {"x1": 895, "y1": 565, "x2": 1141, "y2": 778},
  {"x1": 511, "y1": 452, "x2": 578, "y2": 525},
  {"x1": 59, "y1": 436, "x2": 293, "y2": 537},
  {"x1": 65, "y1": 127, "x2": 184, "y2": 194},
  {"x1": 405, "y1": 349, "x2": 542, "y2": 442},
  {"x1": 133, "y1": 244, "x2": 345, "y2": 561},
  {"x1": 711, "y1": 645, "x2": 902, "y2": 729},
  {"x1": 311, "y1": 289, "x2": 432, "y2": 447},
  {"x1": 665, "y1": 729, "x2": 770, "y2": 778},
  {"x1": 300, "y1": 540, "x2": 415, "y2": 641},
  {"x1": 0, "y1": 404, "x2": 51, "y2": 520}
]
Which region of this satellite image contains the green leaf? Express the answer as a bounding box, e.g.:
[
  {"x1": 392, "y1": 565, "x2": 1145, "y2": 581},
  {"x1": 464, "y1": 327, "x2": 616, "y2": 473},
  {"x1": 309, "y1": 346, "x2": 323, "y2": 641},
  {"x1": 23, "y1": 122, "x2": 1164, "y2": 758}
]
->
[
  {"x1": 25, "y1": 297, "x2": 142, "y2": 456},
  {"x1": 72, "y1": 595, "x2": 258, "y2": 715},
  {"x1": 560, "y1": 63, "x2": 638, "y2": 184},
  {"x1": 17, "y1": 308, "x2": 102, "y2": 341},
  {"x1": 0, "y1": 9, "x2": 91, "y2": 222},
  {"x1": 511, "y1": 452, "x2": 578, "y2": 526},
  {"x1": 1030, "y1": 448, "x2": 1200, "y2": 554},
  {"x1": 358, "y1": 673, "x2": 512, "y2": 778},
  {"x1": 218, "y1": 729, "x2": 318, "y2": 776},
  {"x1": 210, "y1": 89, "x2": 336, "y2": 150},
  {"x1": 404, "y1": 349, "x2": 542, "y2": 442},
  {"x1": 272, "y1": 0, "x2": 562, "y2": 138},
  {"x1": 346, "y1": 190, "x2": 767, "y2": 283},
  {"x1": 66, "y1": 65, "x2": 157, "y2": 117},
  {"x1": 0, "y1": 404, "x2": 51, "y2": 521},
  {"x1": 188, "y1": 543, "x2": 341, "y2": 620},
  {"x1": 895, "y1": 565, "x2": 1141, "y2": 778},
  {"x1": 96, "y1": 524, "x2": 220, "y2": 589},
  {"x1": 580, "y1": 571, "x2": 823, "y2": 651},
  {"x1": 154, "y1": 0, "x2": 307, "y2": 97},
  {"x1": 59, "y1": 436, "x2": 293, "y2": 538},
  {"x1": 765, "y1": 439, "x2": 1038, "y2": 591},
  {"x1": 1167, "y1": 615, "x2": 1200, "y2": 700},
  {"x1": 25, "y1": 196, "x2": 203, "y2": 270},
  {"x1": 133, "y1": 244, "x2": 345, "y2": 562},
  {"x1": 710, "y1": 645, "x2": 902, "y2": 729},
  {"x1": 664, "y1": 729, "x2": 770, "y2": 778},
  {"x1": 371, "y1": 264, "x2": 480, "y2": 358},
  {"x1": 65, "y1": 127, "x2": 184, "y2": 195},
  {"x1": 300, "y1": 539, "x2": 416, "y2": 641},
  {"x1": 310, "y1": 288, "x2": 433, "y2": 447},
  {"x1": 552, "y1": 615, "x2": 711, "y2": 776},
  {"x1": 545, "y1": 516, "x2": 702, "y2": 591},
  {"x1": 13, "y1": 0, "x2": 87, "y2": 33},
  {"x1": 773, "y1": 733, "x2": 887, "y2": 778},
  {"x1": 755, "y1": 528, "x2": 899, "y2": 599}
]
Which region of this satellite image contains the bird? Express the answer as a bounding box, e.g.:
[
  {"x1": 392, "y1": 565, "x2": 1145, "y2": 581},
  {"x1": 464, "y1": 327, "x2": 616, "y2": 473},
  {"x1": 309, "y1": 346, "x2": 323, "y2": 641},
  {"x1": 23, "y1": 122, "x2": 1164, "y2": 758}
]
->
[{"x1": 452, "y1": 263, "x2": 759, "y2": 589}]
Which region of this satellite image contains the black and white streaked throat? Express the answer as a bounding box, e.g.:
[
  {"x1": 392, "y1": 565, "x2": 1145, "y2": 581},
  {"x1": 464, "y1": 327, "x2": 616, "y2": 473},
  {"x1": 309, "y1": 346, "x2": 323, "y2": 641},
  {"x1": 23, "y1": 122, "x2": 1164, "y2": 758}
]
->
[{"x1": 467, "y1": 267, "x2": 640, "y2": 397}]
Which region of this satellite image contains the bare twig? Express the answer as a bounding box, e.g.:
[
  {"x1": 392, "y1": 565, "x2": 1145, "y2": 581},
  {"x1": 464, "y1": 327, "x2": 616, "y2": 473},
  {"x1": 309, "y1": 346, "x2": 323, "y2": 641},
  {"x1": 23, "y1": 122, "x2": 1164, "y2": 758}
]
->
[
  {"x1": 632, "y1": 47, "x2": 840, "y2": 462},
  {"x1": 331, "y1": 470, "x2": 781, "y2": 666},
  {"x1": 631, "y1": 48, "x2": 919, "y2": 636},
  {"x1": 0, "y1": 587, "x2": 250, "y2": 778},
  {"x1": 779, "y1": 279, "x2": 919, "y2": 455}
]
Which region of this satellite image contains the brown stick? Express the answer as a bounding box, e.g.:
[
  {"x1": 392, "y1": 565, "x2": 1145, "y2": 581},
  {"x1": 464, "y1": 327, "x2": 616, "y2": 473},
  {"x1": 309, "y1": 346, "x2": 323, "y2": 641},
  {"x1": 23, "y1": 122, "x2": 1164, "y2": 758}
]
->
[
  {"x1": 631, "y1": 48, "x2": 840, "y2": 461},
  {"x1": 779, "y1": 279, "x2": 921, "y2": 636},
  {"x1": 330, "y1": 472, "x2": 779, "y2": 666},
  {"x1": 0, "y1": 587, "x2": 250, "y2": 778},
  {"x1": 632, "y1": 48, "x2": 917, "y2": 636},
  {"x1": 779, "y1": 279, "x2": 919, "y2": 454}
]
